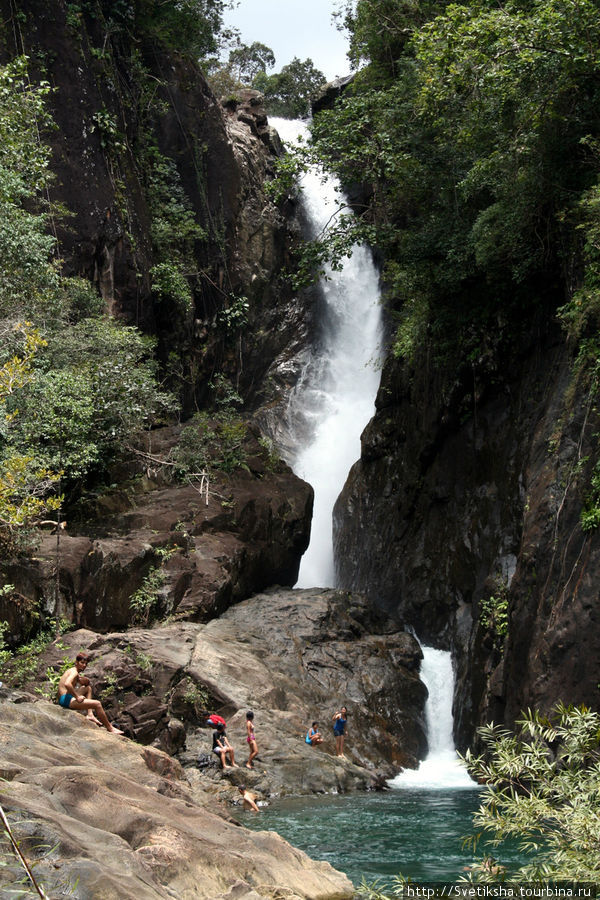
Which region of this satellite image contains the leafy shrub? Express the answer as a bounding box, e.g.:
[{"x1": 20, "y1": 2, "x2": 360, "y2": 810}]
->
[
  {"x1": 172, "y1": 412, "x2": 248, "y2": 478},
  {"x1": 6, "y1": 319, "x2": 178, "y2": 482},
  {"x1": 129, "y1": 566, "x2": 167, "y2": 626},
  {"x1": 463, "y1": 704, "x2": 600, "y2": 881},
  {"x1": 479, "y1": 580, "x2": 509, "y2": 650}
]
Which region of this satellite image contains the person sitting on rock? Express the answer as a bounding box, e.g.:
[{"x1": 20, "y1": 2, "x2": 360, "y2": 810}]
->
[
  {"x1": 305, "y1": 721, "x2": 323, "y2": 746},
  {"x1": 212, "y1": 722, "x2": 237, "y2": 769},
  {"x1": 238, "y1": 785, "x2": 259, "y2": 812},
  {"x1": 57, "y1": 652, "x2": 123, "y2": 735}
]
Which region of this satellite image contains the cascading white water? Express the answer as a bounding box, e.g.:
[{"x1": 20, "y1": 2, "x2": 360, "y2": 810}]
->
[
  {"x1": 390, "y1": 647, "x2": 477, "y2": 789},
  {"x1": 271, "y1": 118, "x2": 383, "y2": 589},
  {"x1": 273, "y1": 121, "x2": 470, "y2": 791}
]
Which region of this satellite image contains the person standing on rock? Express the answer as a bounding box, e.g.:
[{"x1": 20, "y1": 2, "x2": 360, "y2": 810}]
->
[
  {"x1": 332, "y1": 706, "x2": 348, "y2": 757},
  {"x1": 57, "y1": 652, "x2": 123, "y2": 734},
  {"x1": 245, "y1": 710, "x2": 259, "y2": 769},
  {"x1": 213, "y1": 722, "x2": 237, "y2": 769}
]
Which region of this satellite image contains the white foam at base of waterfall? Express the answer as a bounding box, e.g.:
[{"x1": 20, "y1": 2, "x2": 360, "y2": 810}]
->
[{"x1": 390, "y1": 646, "x2": 478, "y2": 790}]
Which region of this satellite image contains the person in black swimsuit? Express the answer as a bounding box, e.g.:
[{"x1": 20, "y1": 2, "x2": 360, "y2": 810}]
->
[{"x1": 212, "y1": 722, "x2": 237, "y2": 769}]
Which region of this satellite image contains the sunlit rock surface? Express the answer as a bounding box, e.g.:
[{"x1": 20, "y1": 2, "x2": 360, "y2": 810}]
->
[{"x1": 0, "y1": 697, "x2": 354, "y2": 900}]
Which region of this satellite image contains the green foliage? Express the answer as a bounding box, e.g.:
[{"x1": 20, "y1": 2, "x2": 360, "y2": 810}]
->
[
  {"x1": 285, "y1": 0, "x2": 600, "y2": 369},
  {"x1": 463, "y1": 704, "x2": 600, "y2": 881},
  {"x1": 228, "y1": 40, "x2": 275, "y2": 83},
  {"x1": 0, "y1": 56, "x2": 52, "y2": 195},
  {"x1": 479, "y1": 580, "x2": 509, "y2": 650},
  {"x1": 134, "y1": 0, "x2": 228, "y2": 59},
  {"x1": 5, "y1": 319, "x2": 177, "y2": 482},
  {"x1": 90, "y1": 107, "x2": 126, "y2": 154},
  {"x1": 0, "y1": 618, "x2": 11, "y2": 670},
  {"x1": 129, "y1": 545, "x2": 176, "y2": 625},
  {"x1": 209, "y1": 373, "x2": 243, "y2": 409},
  {"x1": 2, "y1": 620, "x2": 71, "y2": 686},
  {"x1": 253, "y1": 57, "x2": 325, "y2": 118},
  {"x1": 144, "y1": 146, "x2": 206, "y2": 317},
  {"x1": 135, "y1": 650, "x2": 153, "y2": 670},
  {"x1": 35, "y1": 656, "x2": 72, "y2": 700},
  {"x1": 258, "y1": 435, "x2": 281, "y2": 473},
  {"x1": 150, "y1": 262, "x2": 193, "y2": 312},
  {"x1": 0, "y1": 325, "x2": 60, "y2": 545},
  {"x1": 217, "y1": 295, "x2": 249, "y2": 335},
  {"x1": 129, "y1": 565, "x2": 166, "y2": 626},
  {"x1": 173, "y1": 410, "x2": 247, "y2": 478},
  {"x1": 101, "y1": 671, "x2": 120, "y2": 697},
  {"x1": 356, "y1": 876, "x2": 409, "y2": 899},
  {"x1": 264, "y1": 150, "x2": 306, "y2": 204},
  {"x1": 580, "y1": 458, "x2": 600, "y2": 532},
  {"x1": 181, "y1": 678, "x2": 209, "y2": 709}
]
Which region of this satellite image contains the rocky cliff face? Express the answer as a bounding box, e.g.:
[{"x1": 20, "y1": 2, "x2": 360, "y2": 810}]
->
[
  {"x1": 335, "y1": 320, "x2": 600, "y2": 748},
  {"x1": 1, "y1": 423, "x2": 313, "y2": 640},
  {"x1": 0, "y1": 0, "x2": 310, "y2": 412}
]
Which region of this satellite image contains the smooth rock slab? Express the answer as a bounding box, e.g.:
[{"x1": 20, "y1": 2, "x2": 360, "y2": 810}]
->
[{"x1": 0, "y1": 699, "x2": 354, "y2": 900}]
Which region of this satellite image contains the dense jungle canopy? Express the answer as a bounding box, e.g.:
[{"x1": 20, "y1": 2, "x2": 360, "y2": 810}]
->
[{"x1": 304, "y1": 0, "x2": 600, "y2": 384}]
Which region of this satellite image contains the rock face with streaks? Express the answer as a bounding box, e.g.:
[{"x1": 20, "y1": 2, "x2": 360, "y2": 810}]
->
[
  {"x1": 334, "y1": 324, "x2": 600, "y2": 748},
  {"x1": 0, "y1": 0, "x2": 311, "y2": 413}
]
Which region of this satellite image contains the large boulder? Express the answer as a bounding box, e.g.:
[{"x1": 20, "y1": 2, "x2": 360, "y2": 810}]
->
[
  {"x1": 0, "y1": 424, "x2": 313, "y2": 636},
  {"x1": 0, "y1": 696, "x2": 354, "y2": 900},
  {"x1": 10, "y1": 588, "x2": 427, "y2": 797}
]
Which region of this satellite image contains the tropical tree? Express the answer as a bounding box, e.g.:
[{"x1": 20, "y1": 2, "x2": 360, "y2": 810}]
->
[
  {"x1": 277, "y1": 0, "x2": 600, "y2": 368},
  {"x1": 228, "y1": 40, "x2": 275, "y2": 83},
  {"x1": 253, "y1": 57, "x2": 326, "y2": 117}
]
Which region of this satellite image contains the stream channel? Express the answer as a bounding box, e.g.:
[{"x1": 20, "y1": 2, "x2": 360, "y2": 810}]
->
[{"x1": 255, "y1": 120, "x2": 501, "y2": 889}]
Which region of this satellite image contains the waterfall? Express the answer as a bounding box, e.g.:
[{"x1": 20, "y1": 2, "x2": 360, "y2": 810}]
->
[
  {"x1": 271, "y1": 117, "x2": 383, "y2": 589},
  {"x1": 272, "y1": 122, "x2": 470, "y2": 789},
  {"x1": 390, "y1": 647, "x2": 477, "y2": 789}
]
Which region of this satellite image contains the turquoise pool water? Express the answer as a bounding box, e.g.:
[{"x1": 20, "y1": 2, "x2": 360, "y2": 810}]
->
[{"x1": 240, "y1": 788, "x2": 526, "y2": 888}]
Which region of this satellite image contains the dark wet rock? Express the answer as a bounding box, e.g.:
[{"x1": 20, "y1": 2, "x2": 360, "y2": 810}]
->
[
  {"x1": 334, "y1": 323, "x2": 600, "y2": 748},
  {"x1": 311, "y1": 74, "x2": 355, "y2": 114}
]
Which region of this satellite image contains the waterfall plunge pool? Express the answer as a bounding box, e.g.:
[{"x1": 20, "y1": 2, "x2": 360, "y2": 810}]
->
[
  {"x1": 239, "y1": 789, "x2": 530, "y2": 888},
  {"x1": 240, "y1": 788, "x2": 480, "y2": 886}
]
